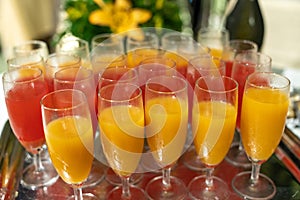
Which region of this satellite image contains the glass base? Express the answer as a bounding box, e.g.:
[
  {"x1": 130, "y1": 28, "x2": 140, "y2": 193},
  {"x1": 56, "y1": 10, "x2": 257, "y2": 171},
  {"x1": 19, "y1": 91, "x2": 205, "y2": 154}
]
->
[
  {"x1": 82, "y1": 160, "x2": 106, "y2": 188},
  {"x1": 232, "y1": 171, "x2": 276, "y2": 200},
  {"x1": 182, "y1": 147, "x2": 206, "y2": 171},
  {"x1": 106, "y1": 185, "x2": 147, "y2": 200},
  {"x1": 188, "y1": 175, "x2": 230, "y2": 199},
  {"x1": 68, "y1": 193, "x2": 99, "y2": 200},
  {"x1": 225, "y1": 142, "x2": 251, "y2": 168},
  {"x1": 145, "y1": 175, "x2": 187, "y2": 200},
  {"x1": 21, "y1": 161, "x2": 59, "y2": 190},
  {"x1": 105, "y1": 168, "x2": 143, "y2": 186}
]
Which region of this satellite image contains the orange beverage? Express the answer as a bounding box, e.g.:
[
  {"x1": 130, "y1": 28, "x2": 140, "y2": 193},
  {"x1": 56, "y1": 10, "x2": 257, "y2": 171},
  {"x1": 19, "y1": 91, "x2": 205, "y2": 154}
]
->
[
  {"x1": 192, "y1": 101, "x2": 237, "y2": 166},
  {"x1": 240, "y1": 88, "x2": 289, "y2": 161},
  {"x1": 98, "y1": 105, "x2": 144, "y2": 177},
  {"x1": 45, "y1": 116, "x2": 94, "y2": 184},
  {"x1": 145, "y1": 96, "x2": 188, "y2": 167}
]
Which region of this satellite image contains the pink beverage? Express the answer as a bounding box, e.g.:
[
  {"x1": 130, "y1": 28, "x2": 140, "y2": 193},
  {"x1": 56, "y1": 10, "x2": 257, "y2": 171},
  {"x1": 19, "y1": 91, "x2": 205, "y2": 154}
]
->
[
  {"x1": 231, "y1": 62, "x2": 256, "y2": 129},
  {"x1": 4, "y1": 68, "x2": 48, "y2": 154}
]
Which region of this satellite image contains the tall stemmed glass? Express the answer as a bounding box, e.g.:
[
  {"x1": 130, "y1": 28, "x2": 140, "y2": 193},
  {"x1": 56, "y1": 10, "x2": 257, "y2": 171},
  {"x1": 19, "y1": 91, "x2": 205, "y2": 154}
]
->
[
  {"x1": 54, "y1": 67, "x2": 106, "y2": 188},
  {"x1": 12, "y1": 40, "x2": 49, "y2": 61},
  {"x1": 41, "y1": 89, "x2": 98, "y2": 200},
  {"x1": 144, "y1": 75, "x2": 189, "y2": 200},
  {"x1": 56, "y1": 35, "x2": 91, "y2": 69},
  {"x1": 232, "y1": 72, "x2": 290, "y2": 199},
  {"x1": 183, "y1": 55, "x2": 226, "y2": 171},
  {"x1": 98, "y1": 83, "x2": 147, "y2": 200},
  {"x1": 2, "y1": 67, "x2": 58, "y2": 189},
  {"x1": 228, "y1": 52, "x2": 272, "y2": 168},
  {"x1": 188, "y1": 75, "x2": 238, "y2": 199},
  {"x1": 98, "y1": 67, "x2": 142, "y2": 186},
  {"x1": 221, "y1": 39, "x2": 258, "y2": 77}
]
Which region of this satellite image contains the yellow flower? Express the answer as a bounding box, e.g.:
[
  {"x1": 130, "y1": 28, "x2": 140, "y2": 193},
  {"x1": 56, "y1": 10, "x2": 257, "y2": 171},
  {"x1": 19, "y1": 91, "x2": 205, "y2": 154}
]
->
[{"x1": 89, "y1": 0, "x2": 152, "y2": 37}]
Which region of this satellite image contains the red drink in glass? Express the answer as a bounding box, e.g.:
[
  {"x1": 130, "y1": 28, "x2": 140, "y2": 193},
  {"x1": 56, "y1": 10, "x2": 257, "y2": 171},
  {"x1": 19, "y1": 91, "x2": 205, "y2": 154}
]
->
[{"x1": 5, "y1": 77, "x2": 48, "y2": 153}]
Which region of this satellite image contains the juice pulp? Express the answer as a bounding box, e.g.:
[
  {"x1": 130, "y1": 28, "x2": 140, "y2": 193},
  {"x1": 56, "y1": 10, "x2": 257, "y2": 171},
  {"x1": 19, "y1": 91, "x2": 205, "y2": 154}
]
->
[
  {"x1": 240, "y1": 88, "x2": 289, "y2": 161},
  {"x1": 145, "y1": 96, "x2": 188, "y2": 167},
  {"x1": 98, "y1": 105, "x2": 144, "y2": 177},
  {"x1": 231, "y1": 62, "x2": 255, "y2": 129},
  {"x1": 45, "y1": 116, "x2": 94, "y2": 184},
  {"x1": 193, "y1": 101, "x2": 237, "y2": 166},
  {"x1": 5, "y1": 79, "x2": 48, "y2": 154}
]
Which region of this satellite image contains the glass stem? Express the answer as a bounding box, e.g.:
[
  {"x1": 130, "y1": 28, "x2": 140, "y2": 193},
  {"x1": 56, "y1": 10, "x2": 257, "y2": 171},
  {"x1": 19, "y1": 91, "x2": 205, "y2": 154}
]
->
[
  {"x1": 250, "y1": 162, "x2": 261, "y2": 185},
  {"x1": 205, "y1": 167, "x2": 214, "y2": 188},
  {"x1": 73, "y1": 185, "x2": 83, "y2": 200},
  {"x1": 121, "y1": 176, "x2": 131, "y2": 199},
  {"x1": 33, "y1": 148, "x2": 44, "y2": 172},
  {"x1": 162, "y1": 167, "x2": 172, "y2": 190}
]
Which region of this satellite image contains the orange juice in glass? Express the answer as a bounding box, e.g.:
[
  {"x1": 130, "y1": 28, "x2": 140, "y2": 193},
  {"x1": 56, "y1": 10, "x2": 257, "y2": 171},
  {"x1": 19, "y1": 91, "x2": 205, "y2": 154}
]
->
[
  {"x1": 99, "y1": 105, "x2": 144, "y2": 177},
  {"x1": 146, "y1": 96, "x2": 188, "y2": 166},
  {"x1": 241, "y1": 85, "x2": 289, "y2": 161},
  {"x1": 145, "y1": 75, "x2": 188, "y2": 200},
  {"x1": 45, "y1": 116, "x2": 94, "y2": 183},
  {"x1": 193, "y1": 101, "x2": 236, "y2": 166},
  {"x1": 232, "y1": 72, "x2": 290, "y2": 200},
  {"x1": 98, "y1": 83, "x2": 147, "y2": 199},
  {"x1": 41, "y1": 89, "x2": 97, "y2": 200},
  {"x1": 188, "y1": 76, "x2": 238, "y2": 200}
]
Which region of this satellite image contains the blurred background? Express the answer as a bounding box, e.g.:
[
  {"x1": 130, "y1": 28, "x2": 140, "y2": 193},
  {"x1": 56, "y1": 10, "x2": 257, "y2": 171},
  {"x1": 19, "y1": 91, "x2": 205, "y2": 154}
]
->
[{"x1": 0, "y1": 0, "x2": 299, "y2": 72}]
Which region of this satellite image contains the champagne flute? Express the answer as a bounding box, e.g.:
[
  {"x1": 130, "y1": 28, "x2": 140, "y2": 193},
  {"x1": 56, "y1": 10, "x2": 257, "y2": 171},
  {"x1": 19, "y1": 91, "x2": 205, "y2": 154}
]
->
[
  {"x1": 98, "y1": 83, "x2": 147, "y2": 200},
  {"x1": 125, "y1": 31, "x2": 159, "y2": 53},
  {"x1": 12, "y1": 40, "x2": 49, "y2": 61},
  {"x1": 197, "y1": 28, "x2": 229, "y2": 59},
  {"x1": 2, "y1": 67, "x2": 58, "y2": 189},
  {"x1": 54, "y1": 67, "x2": 106, "y2": 188},
  {"x1": 41, "y1": 89, "x2": 98, "y2": 200},
  {"x1": 184, "y1": 55, "x2": 226, "y2": 171},
  {"x1": 98, "y1": 66, "x2": 141, "y2": 186},
  {"x1": 227, "y1": 51, "x2": 272, "y2": 168},
  {"x1": 45, "y1": 53, "x2": 82, "y2": 92},
  {"x1": 188, "y1": 75, "x2": 238, "y2": 199},
  {"x1": 56, "y1": 35, "x2": 91, "y2": 69},
  {"x1": 7, "y1": 54, "x2": 46, "y2": 75},
  {"x1": 145, "y1": 75, "x2": 189, "y2": 200},
  {"x1": 91, "y1": 33, "x2": 124, "y2": 51},
  {"x1": 222, "y1": 39, "x2": 258, "y2": 77},
  {"x1": 232, "y1": 72, "x2": 290, "y2": 199}
]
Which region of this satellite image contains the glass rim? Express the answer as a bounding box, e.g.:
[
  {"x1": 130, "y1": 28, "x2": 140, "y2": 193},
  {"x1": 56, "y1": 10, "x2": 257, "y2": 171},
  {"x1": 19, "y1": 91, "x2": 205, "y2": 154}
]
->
[
  {"x1": 41, "y1": 89, "x2": 87, "y2": 111},
  {"x1": 46, "y1": 53, "x2": 81, "y2": 68},
  {"x1": 54, "y1": 66, "x2": 93, "y2": 83},
  {"x1": 98, "y1": 82, "x2": 142, "y2": 103},
  {"x1": 246, "y1": 71, "x2": 291, "y2": 90},
  {"x1": 145, "y1": 75, "x2": 187, "y2": 95},
  {"x1": 195, "y1": 75, "x2": 238, "y2": 94},
  {"x1": 2, "y1": 66, "x2": 43, "y2": 84}
]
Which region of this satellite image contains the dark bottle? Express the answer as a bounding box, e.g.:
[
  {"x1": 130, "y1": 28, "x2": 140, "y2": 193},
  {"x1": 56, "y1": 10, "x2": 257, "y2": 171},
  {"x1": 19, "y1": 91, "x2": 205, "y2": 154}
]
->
[{"x1": 225, "y1": 0, "x2": 264, "y2": 50}]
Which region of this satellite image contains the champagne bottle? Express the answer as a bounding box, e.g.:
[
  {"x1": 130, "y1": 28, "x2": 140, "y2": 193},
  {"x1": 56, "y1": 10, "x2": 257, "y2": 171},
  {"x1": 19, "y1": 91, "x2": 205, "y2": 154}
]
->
[{"x1": 225, "y1": 0, "x2": 264, "y2": 50}]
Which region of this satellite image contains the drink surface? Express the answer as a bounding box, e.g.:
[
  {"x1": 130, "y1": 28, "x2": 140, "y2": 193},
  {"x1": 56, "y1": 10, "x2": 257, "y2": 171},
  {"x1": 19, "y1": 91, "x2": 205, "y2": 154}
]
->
[
  {"x1": 240, "y1": 87, "x2": 289, "y2": 161},
  {"x1": 192, "y1": 101, "x2": 237, "y2": 166},
  {"x1": 45, "y1": 116, "x2": 94, "y2": 184}
]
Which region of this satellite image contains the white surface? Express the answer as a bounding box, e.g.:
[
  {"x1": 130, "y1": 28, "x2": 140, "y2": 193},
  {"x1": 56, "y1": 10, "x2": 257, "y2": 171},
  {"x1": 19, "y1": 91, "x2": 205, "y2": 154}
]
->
[
  {"x1": 0, "y1": 73, "x2": 8, "y2": 131},
  {"x1": 259, "y1": 0, "x2": 300, "y2": 69}
]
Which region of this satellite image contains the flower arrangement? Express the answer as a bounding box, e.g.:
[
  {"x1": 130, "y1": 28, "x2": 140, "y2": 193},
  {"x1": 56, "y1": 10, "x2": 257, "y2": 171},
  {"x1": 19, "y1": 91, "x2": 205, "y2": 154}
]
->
[{"x1": 53, "y1": 0, "x2": 191, "y2": 46}]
